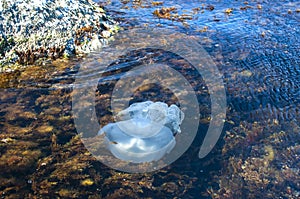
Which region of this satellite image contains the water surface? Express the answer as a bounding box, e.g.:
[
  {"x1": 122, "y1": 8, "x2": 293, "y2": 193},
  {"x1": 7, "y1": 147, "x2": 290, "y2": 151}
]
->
[{"x1": 0, "y1": 0, "x2": 299, "y2": 198}]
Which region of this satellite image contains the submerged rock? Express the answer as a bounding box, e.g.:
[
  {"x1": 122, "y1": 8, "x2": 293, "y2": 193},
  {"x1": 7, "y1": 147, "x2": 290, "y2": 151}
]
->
[{"x1": 0, "y1": 0, "x2": 119, "y2": 72}]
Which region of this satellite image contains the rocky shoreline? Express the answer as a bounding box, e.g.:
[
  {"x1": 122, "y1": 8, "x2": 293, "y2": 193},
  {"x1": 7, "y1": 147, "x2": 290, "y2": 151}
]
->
[{"x1": 0, "y1": 0, "x2": 119, "y2": 72}]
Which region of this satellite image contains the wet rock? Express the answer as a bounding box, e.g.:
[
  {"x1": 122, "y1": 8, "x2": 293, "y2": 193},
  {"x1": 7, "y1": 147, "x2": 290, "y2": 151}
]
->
[{"x1": 0, "y1": 0, "x2": 119, "y2": 72}]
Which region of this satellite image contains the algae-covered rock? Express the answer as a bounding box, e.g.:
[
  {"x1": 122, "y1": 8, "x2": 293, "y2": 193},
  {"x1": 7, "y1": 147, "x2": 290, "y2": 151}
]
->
[{"x1": 0, "y1": 0, "x2": 119, "y2": 72}]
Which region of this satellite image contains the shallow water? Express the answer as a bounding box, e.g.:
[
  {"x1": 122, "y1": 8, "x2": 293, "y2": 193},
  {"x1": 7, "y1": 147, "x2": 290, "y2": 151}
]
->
[{"x1": 0, "y1": 0, "x2": 299, "y2": 198}]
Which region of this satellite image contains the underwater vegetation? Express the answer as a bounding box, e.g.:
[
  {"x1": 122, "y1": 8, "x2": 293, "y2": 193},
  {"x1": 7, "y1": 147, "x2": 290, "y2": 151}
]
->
[
  {"x1": 210, "y1": 120, "x2": 300, "y2": 198},
  {"x1": 0, "y1": 0, "x2": 299, "y2": 198}
]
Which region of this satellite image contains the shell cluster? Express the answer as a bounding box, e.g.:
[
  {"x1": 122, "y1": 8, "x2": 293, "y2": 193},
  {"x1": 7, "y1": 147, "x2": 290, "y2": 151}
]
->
[
  {"x1": 98, "y1": 101, "x2": 184, "y2": 163},
  {"x1": 0, "y1": 0, "x2": 118, "y2": 71}
]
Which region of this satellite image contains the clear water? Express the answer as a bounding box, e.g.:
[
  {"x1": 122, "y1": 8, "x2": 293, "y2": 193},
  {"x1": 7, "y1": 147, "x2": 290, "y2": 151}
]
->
[{"x1": 0, "y1": 0, "x2": 299, "y2": 198}]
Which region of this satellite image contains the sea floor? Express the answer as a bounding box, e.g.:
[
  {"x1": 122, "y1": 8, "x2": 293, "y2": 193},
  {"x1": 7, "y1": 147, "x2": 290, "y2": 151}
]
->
[{"x1": 0, "y1": 0, "x2": 299, "y2": 198}]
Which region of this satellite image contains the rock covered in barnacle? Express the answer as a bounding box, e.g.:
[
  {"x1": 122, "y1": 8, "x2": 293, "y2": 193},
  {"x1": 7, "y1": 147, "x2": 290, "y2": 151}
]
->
[
  {"x1": 98, "y1": 101, "x2": 184, "y2": 163},
  {"x1": 0, "y1": 0, "x2": 119, "y2": 72}
]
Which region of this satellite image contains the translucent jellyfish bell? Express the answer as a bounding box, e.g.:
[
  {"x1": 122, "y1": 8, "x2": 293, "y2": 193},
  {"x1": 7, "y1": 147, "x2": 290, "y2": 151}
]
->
[
  {"x1": 98, "y1": 101, "x2": 184, "y2": 163},
  {"x1": 116, "y1": 101, "x2": 168, "y2": 138},
  {"x1": 116, "y1": 101, "x2": 154, "y2": 121},
  {"x1": 165, "y1": 104, "x2": 185, "y2": 133},
  {"x1": 100, "y1": 123, "x2": 176, "y2": 163},
  {"x1": 116, "y1": 118, "x2": 165, "y2": 138},
  {"x1": 147, "y1": 102, "x2": 168, "y2": 123}
]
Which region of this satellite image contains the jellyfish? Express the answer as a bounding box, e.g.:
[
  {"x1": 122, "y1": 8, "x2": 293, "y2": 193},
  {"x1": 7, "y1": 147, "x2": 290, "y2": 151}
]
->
[{"x1": 98, "y1": 101, "x2": 184, "y2": 163}]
